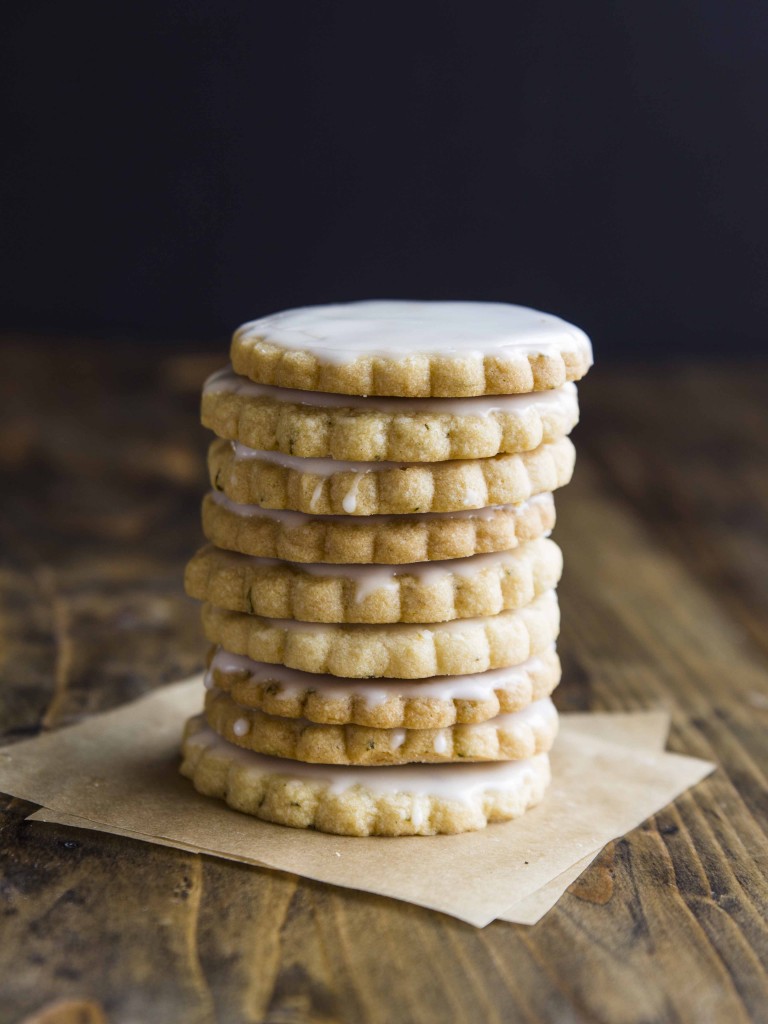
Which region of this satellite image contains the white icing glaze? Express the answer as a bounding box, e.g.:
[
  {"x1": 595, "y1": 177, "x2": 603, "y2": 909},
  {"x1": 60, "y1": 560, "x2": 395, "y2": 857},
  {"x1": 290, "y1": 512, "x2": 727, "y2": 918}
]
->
[
  {"x1": 310, "y1": 480, "x2": 324, "y2": 512},
  {"x1": 187, "y1": 721, "x2": 549, "y2": 800},
  {"x1": 341, "y1": 474, "x2": 363, "y2": 514},
  {"x1": 433, "y1": 733, "x2": 450, "y2": 755},
  {"x1": 210, "y1": 649, "x2": 258, "y2": 675},
  {"x1": 486, "y1": 697, "x2": 558, "y2": 733},
  {"x1": 227, "y1": 697, "x2": 557, "y2": 738},
  {"x1": 205, "y1": 365, "x2": 579, "y2": 418},
  {"x1": 210, "y1": 489, "x2": 549, "y2": 525},
  {"x1": 208, "y1": 646, "x2": 557, "y2": 706},
  {"x1": 411, "y1": 799, "x2": 427, "y2": 829},
  {"x1": 350, "y1": 574, "x2": 399, "y2": 605},
  {"x1": 231, "y1": 441, "x2": 402, "y2": 474},
  {"x1": 227, "y1": 440, "x2": 563, "y2": 516},
  {"x1": 234, "y1": 301, "x2": 592, "y2": 366},
  {"x1": 222, "y1": 545, "x2": 553, "y2": 606},
  {"x1": 232, "y1": 442, "x2": 393, "y2": 515},
  {"x1": 390, "y1": 729, "x2": 407, "y2": 751}
]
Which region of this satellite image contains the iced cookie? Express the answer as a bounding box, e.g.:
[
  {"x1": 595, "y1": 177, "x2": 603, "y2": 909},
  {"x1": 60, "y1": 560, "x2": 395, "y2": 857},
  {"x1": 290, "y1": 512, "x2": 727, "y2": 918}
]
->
[
  {"x1": 201, "y1": 589, "x2": 559, "y2": 678},
  {"x1": 207, "y1": 435, "x2": 575, "y2": 515},
  {"x1": 203, "y1": 368, "x2": 580, "y2": 462},
  {"x1": 230, "y1": 300, "x2": 592, "y2": 398},
  {"x1": 202, "y1": 490, "x2": 556, "y2": 565},
  {"x1": 205, "y1": 645, "x2": 561, "y2": 728},
  {"x1": 185, "y1": 537, "x2": 562, "y2": 624},
  {"x1": 180, "y1": 716, "x2": 552, "y2": 836},
  {"x1": 203, "y1": 689, "x2": 558, "y2": 766}
]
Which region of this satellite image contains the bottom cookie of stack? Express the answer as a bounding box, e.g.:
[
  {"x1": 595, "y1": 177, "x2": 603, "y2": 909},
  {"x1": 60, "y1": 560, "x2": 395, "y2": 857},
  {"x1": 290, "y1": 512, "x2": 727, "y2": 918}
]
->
[{"x1": 181, "y1": 715, "x2": 552, "y2": 837}]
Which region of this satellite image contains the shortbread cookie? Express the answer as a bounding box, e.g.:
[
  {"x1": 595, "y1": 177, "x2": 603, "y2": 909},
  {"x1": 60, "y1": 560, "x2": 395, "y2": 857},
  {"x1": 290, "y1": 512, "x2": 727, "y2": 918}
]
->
[
  {"x1": 186, "y1": 537, "x2": 562, "y2": 624},
  {"x1": 202, "y1": 490, "x2": 556, "y2": 564},
  {"x1": 181, "y1": 716, "x2": 552, "y2": 835},
  {"x1": 208, "y1": 436, "x2": 575, "y2": 515},
  {"x1": 206, "y1": 646, "x2": 562, "y2": 728},
  {"x1": 203, "y1": 368, "x2": 580, "y2": 462},
  {"x1": 204, "y1": 689, "x2": 558, "y2": 766},
  {"x1": 230, "y1": 300, "x2": 592, "y2": 398},
  {"x1": 201, "y1": 589, "x2": 559, "y2": 678}
]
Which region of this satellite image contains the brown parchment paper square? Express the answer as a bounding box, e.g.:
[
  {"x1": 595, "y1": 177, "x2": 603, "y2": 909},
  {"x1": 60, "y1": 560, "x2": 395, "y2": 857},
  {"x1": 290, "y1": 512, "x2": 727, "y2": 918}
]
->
[
  {"x1": 29, "y1": 710, "x2": 672, "y2": 926},
  {"x1": 498, "y1": 710, "x2": 670, "y2": 924},
  {"x1": 0, "y1": 679, "x2": 713, "y2": 927}
]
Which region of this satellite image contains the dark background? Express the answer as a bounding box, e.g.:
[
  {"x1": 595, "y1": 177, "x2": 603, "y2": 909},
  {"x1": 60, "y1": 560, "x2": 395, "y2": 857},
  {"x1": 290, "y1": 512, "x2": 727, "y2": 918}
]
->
[{"x1": 2, "y1": 2, "x2": 767, "y2": 359}]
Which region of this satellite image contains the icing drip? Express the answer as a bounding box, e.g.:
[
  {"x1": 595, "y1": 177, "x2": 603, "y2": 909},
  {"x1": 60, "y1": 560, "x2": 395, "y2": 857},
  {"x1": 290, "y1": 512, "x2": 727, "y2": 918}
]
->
[
  {"x1": 231, "y1": 441, "x2": 401, "y2": 475},
  {"x1": 341, "y1": 474, "x2": 364, "y2": 514},
  {"x1": 232, "y1": 442, "x2": 402, "y2": 515},
  {"x1": 390, "y1": 729, "x2": 407, "y2": 751},
  {"x1": 433, "y1": 733, "x2": 450, "y2": 755},
  {"x1": 310, "y1": 480, "x2": 324, "y2": 512},
  {"x1": 410, "y1": 800, "x2": 427, "y2": 829}
]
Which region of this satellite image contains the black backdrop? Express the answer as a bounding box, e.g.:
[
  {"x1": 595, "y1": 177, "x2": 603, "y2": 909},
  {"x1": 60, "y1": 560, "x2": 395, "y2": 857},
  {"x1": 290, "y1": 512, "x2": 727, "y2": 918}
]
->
[{"x1": 3, "y1": 2, "x2": 767, "y2": 358}]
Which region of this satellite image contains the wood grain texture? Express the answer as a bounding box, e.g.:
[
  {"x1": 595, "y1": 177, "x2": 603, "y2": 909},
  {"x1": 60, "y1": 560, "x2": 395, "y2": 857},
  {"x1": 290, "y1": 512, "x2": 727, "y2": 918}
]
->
[{"x1": 1, "y1": 340, "x2": 767, "y2": 1024}]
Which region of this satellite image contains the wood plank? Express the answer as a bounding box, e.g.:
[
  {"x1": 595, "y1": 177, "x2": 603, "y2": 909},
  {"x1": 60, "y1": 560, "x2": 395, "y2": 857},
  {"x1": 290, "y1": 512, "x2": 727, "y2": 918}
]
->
[{"x1": 1, "y1": 341, "x2": 767, "y2": 1023}]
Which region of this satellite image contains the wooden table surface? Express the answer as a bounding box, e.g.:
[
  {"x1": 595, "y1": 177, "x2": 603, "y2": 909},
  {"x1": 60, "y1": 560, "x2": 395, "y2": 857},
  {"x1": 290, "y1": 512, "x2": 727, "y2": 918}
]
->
[{"x1": 2, "y1": 341, "x2": 768, "y2": 1024}]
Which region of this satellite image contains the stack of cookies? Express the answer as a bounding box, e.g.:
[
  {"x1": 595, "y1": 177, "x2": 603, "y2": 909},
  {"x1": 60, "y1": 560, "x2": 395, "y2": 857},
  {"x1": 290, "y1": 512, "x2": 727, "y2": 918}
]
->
[{"x1": 181, "y1": 301, "x2": 592, "y2": 836}]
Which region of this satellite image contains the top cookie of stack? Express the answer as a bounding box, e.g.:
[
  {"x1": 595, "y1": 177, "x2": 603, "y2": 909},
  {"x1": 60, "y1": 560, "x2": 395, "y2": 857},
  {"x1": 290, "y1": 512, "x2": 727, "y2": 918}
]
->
[
  {"x1": 182, "y1": 300, "x2": 592, "y2": 837},
  {"x1": 227, "y1": 299, "x2": 591, "y2": 399}
]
